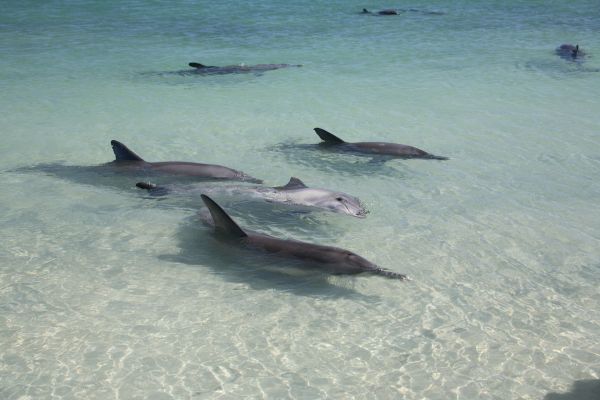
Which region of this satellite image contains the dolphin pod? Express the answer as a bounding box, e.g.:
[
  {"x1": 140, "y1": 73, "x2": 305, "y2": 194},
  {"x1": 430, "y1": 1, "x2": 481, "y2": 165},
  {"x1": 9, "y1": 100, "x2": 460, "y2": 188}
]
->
[
  {"x1": 187, "y1": 62, "x2": 302, "y2": 75},
  {"x1": 313, "y1": 128, "x2": 448, "y2": 160},
  {"x1": 201, "y1": 194, "x2": 408, "y2": 280},
  {"x1": 136, "y1": 177, "x2": 368, "y2": 218},
  {"x1": 110, "y1": 140, "x2": 262, "y2": 183}
]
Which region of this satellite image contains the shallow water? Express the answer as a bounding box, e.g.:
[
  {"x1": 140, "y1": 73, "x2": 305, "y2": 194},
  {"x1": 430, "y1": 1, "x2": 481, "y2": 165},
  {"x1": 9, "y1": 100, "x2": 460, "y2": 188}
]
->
[{"x1": 1, "y1": 1, "x2": 600, "y2": 399}]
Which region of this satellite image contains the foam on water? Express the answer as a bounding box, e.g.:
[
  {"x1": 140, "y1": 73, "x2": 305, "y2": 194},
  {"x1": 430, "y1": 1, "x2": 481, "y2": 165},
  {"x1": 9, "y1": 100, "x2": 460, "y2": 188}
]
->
[{"x1": 1, "y1": 1, "x2": 599, "y2": 399}]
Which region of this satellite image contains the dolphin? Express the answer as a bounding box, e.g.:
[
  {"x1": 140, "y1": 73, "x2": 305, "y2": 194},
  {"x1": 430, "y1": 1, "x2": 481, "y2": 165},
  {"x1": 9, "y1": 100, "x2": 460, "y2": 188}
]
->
[
  {"x1": 312, "y1": 128, "x2": 448, "y2": 160},
  {"x1": 200, "y1": 194, "x2": 408, "y2": 280},
  {"x1": 187, "y1": 62, "x2": 302, "y2": 75},
  {"x1": 361, "y1": 8, "x2": 444, "y2": 15},
  {"x1": 109, "y1": 140, "x2": 262, "y2": 183},
  {"x1": 555, "y1": 44, "x2": 586, "y2": 61},
  {"x1": 136, "y1": 177, "x2": 368, "y2": 218}
]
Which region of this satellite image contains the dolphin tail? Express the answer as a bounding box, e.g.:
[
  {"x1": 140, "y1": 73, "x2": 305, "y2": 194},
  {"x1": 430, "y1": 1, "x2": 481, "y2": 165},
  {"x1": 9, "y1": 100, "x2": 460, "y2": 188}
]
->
[
  {"x1": 314, "y1": 128, "x2": 345, "y2": 144},
  {"x1": 111, "y1": 140, "x2": 144, "y2": 162},
  {"x1": 373, "y1": 268, "x2": 410, "y2": 281},
  {"x1": 201, "y1": 194, "x2": 248, "y2": 238}
]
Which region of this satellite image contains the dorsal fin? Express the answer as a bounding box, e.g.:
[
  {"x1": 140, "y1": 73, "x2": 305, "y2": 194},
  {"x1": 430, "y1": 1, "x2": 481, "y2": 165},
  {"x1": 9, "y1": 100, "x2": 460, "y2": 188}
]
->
[
  {"x1": 314, "y1": 128, "x2": 345, "y2": 144},
  {"x1": 278, "y1": 177, "x2": 308, "y2": 190},
  {"x1": 110, "y1": 140, "x2": 144, "y2": 162},
  {"x1": 201, "y1": 194, "x2": 247, "y2": 238},
  {"x1": 189, "y1": 62, "x2": 206, "y2": 68}
]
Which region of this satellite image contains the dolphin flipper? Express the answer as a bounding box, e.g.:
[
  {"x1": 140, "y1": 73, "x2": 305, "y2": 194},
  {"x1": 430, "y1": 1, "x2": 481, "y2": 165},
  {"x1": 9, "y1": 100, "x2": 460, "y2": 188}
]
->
[
  {"x1": 136, "y1": 182, "x2": 170, "y2": 196},
  {"x1": 201, "y1": 194, "x2": 247, "y2": 238},
  {"x1": 314, "y1": 128, "x2": 346, "y2": 144},
  {"x1": 111, "y1": 140, "x2": 144, "y2": 162}
]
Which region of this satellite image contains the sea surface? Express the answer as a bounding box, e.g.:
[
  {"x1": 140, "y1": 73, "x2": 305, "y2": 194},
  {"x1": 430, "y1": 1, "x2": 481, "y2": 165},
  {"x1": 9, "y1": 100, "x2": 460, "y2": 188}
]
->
[{"x1": 1, "y1": 1, "x2": 600, "y2": 399}]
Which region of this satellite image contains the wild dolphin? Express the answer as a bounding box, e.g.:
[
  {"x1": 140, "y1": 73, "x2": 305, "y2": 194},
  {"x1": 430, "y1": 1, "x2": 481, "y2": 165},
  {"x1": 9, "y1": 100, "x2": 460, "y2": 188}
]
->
[
  {"x1": 555, "y1": 44, "x2": 586, "y2": 61},
  {"x1": 200, "y1": 194, "x2": 408, "y2": 280},
  {"x1": 187, "y1": 62, "x2": 302, "y2": 75},
  {"x1": 361, "y1": 8, "x2": 444, "y2": 15},
  {"x1": 136, "y1": 177, "x2": 368, "y2": 218},
  {"x1": 312, "y1": 128, "x2": 448, "y2": 160},
  {"x1": 110, "y1": 140, "x2": 262, "y2": 183}
]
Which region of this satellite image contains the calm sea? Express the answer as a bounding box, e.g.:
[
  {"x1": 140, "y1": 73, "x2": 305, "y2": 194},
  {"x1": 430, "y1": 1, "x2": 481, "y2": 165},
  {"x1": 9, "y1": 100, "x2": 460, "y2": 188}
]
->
[{"x1": 1, "y1": 0, "x2": 599, "y2": 398}]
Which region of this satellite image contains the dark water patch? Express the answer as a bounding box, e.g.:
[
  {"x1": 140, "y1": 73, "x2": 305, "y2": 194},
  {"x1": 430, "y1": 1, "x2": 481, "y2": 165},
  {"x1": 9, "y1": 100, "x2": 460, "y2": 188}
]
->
[{"x1": 544, "y1": 379, "x2": 600, "y2": 400}]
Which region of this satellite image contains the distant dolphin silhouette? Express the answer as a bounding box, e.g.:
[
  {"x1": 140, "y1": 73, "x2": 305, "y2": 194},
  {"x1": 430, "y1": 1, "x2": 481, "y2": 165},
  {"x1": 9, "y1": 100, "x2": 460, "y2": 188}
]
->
[
  {"x1": 200, "y1": 194, "x2": 408, "y2": 280},
  {"x1": 187, "y1": 62, "x2": 302, "y2": 75},
  {"x1": 136, "y1": 177, "x2": 368, "y2": 218},
  {"x1": 555, "y1": 44, "x2": 586, "y2": 61},
  {"x1": 312, "y1": 128, "x2": 448, "y2": 160},
  {"x1": 110, "y1": 140, "x2": 262, "y2": 183},
  {"x1": 361, "y1": 8, "x2": 444, "y2": 15}
]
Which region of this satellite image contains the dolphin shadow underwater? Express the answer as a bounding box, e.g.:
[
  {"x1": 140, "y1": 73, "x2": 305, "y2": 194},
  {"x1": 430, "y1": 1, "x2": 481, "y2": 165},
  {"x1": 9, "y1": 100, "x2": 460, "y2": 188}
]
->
[
  {"x1": 266, "y1": 142, "x2": 407, "y2": 177},
  {"x1": 158, "y1": 212, "x2": 383, "y2": 300},
  {"x1": 136, "y1": 177, "x2": 368, "y2": 218},
  {"x1": 14, "y1": 140, "x2": 262, "y2": 190}
]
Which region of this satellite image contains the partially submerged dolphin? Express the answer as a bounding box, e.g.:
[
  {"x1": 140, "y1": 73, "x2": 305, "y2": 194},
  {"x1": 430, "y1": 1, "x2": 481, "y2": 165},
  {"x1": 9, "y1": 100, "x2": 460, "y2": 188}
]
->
[
  {"x1": 187, "y1": 62, "x2": 302, "y2": 75},
  {"x1": 200, "y1": 194, "x2": 408, "y2": 280},
  {"x1": 110, "y1": 140, "x2": 262, "y2": 183},
  {"x1": 136, "y1": 177, "x2": 368, "y2": 218},
  {"x1": 361, "y1": 8, "x2": 444, "y2": 15},
  {"x1": 555, "y1": 44, "x2": 586, "y2": 61},
  {"x1": 312, "y1": 128, "x2": 448, "y2": 160}
]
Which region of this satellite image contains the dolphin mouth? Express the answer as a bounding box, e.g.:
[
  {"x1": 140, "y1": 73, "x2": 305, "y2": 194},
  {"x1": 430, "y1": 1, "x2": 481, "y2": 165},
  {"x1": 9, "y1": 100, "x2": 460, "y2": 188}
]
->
[{"x1": 355, "y1": 209, "x2": 369, "y2": 218}]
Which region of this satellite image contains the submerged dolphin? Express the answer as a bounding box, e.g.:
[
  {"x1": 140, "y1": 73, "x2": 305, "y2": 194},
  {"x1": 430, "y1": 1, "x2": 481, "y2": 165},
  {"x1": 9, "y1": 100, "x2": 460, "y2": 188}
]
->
[
  {"x1": 110, "y1": 140, "x2": 262, "y2": 183},
  {"x1": 200, "y1": 194, "x2": 407, "y2": 280},
  {"x1": 555, "y1": 44, "x2": 586, "y2": 61},
  {"x1": 136, "y1": 177, "x2": 368, "y2": 218},
  {"x1": 187, "y1": 62, "x2": 302, "y2": 75},
  {"x1": 361, "y1": 8, "x2": 444, "y2": 15},
  {"x1": 312, "y1": 128, "x2": 448, "y2": 160}
]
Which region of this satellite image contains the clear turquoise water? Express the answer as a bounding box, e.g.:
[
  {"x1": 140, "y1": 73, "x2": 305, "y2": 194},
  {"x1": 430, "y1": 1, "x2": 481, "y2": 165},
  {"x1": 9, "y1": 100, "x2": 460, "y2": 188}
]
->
[{"x1": 1, "y1": 1, "x2": 600, "y2": 398}]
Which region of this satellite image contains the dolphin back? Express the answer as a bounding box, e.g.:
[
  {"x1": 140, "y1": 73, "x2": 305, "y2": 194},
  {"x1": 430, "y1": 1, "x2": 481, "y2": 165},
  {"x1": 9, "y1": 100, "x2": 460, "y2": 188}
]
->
[
  {"x1": 201, "y1": 194, "x2": 247, "y2": 238},
  {"x1": 314, "y1": 128, "x2": 346, "y2": 144},
  {"x1": 111, "y1": 140, "x2": 144, "y2": 162}
]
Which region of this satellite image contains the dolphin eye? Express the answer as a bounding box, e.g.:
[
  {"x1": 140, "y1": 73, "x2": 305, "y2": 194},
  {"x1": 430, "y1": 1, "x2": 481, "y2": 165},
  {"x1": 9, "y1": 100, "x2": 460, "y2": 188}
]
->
[{"x1": 336, "y1": 197, "x2": 343, "y2": 201}]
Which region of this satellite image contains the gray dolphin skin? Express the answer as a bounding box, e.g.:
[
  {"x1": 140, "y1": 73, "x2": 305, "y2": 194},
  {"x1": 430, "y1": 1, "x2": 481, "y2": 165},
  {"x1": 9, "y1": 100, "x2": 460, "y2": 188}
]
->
[
  {"x1": 110, "y1": 140, "x2": 262, "y2": 183},
  {"x1": 200, "y1": 194, "x2": 408, "y2": 280},
  {"x1": 313, "y1": 128, "x2": 448, "y2": 160},
  {"x1": 136, "y1": 177, "x2": 368, "y2": 218},
  {"x1": 187, "y1": 62, "x2": 302, "y2": 75},
  {"x1": 555, "y1": 44, "x2": 585, "y2": 60}
]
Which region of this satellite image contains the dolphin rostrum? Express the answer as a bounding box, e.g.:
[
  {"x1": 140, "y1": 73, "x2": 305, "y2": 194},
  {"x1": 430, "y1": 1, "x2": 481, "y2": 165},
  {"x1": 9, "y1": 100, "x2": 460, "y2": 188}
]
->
[
  {"x1": 200, "y1": 194, "x2": 408, "y2": 280},
  {"x1": 136, "y1": 177, "x2": 368, "y2": 218},
  {"x1": 187, "y1": 62, "x2": 302, "y2": 75},
  {"x1": 110, "y1": 140, "x2": 262, "y2": 183},
  {"x1": 312, "y1": 128, "x2": 448, "y2": 160}
]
